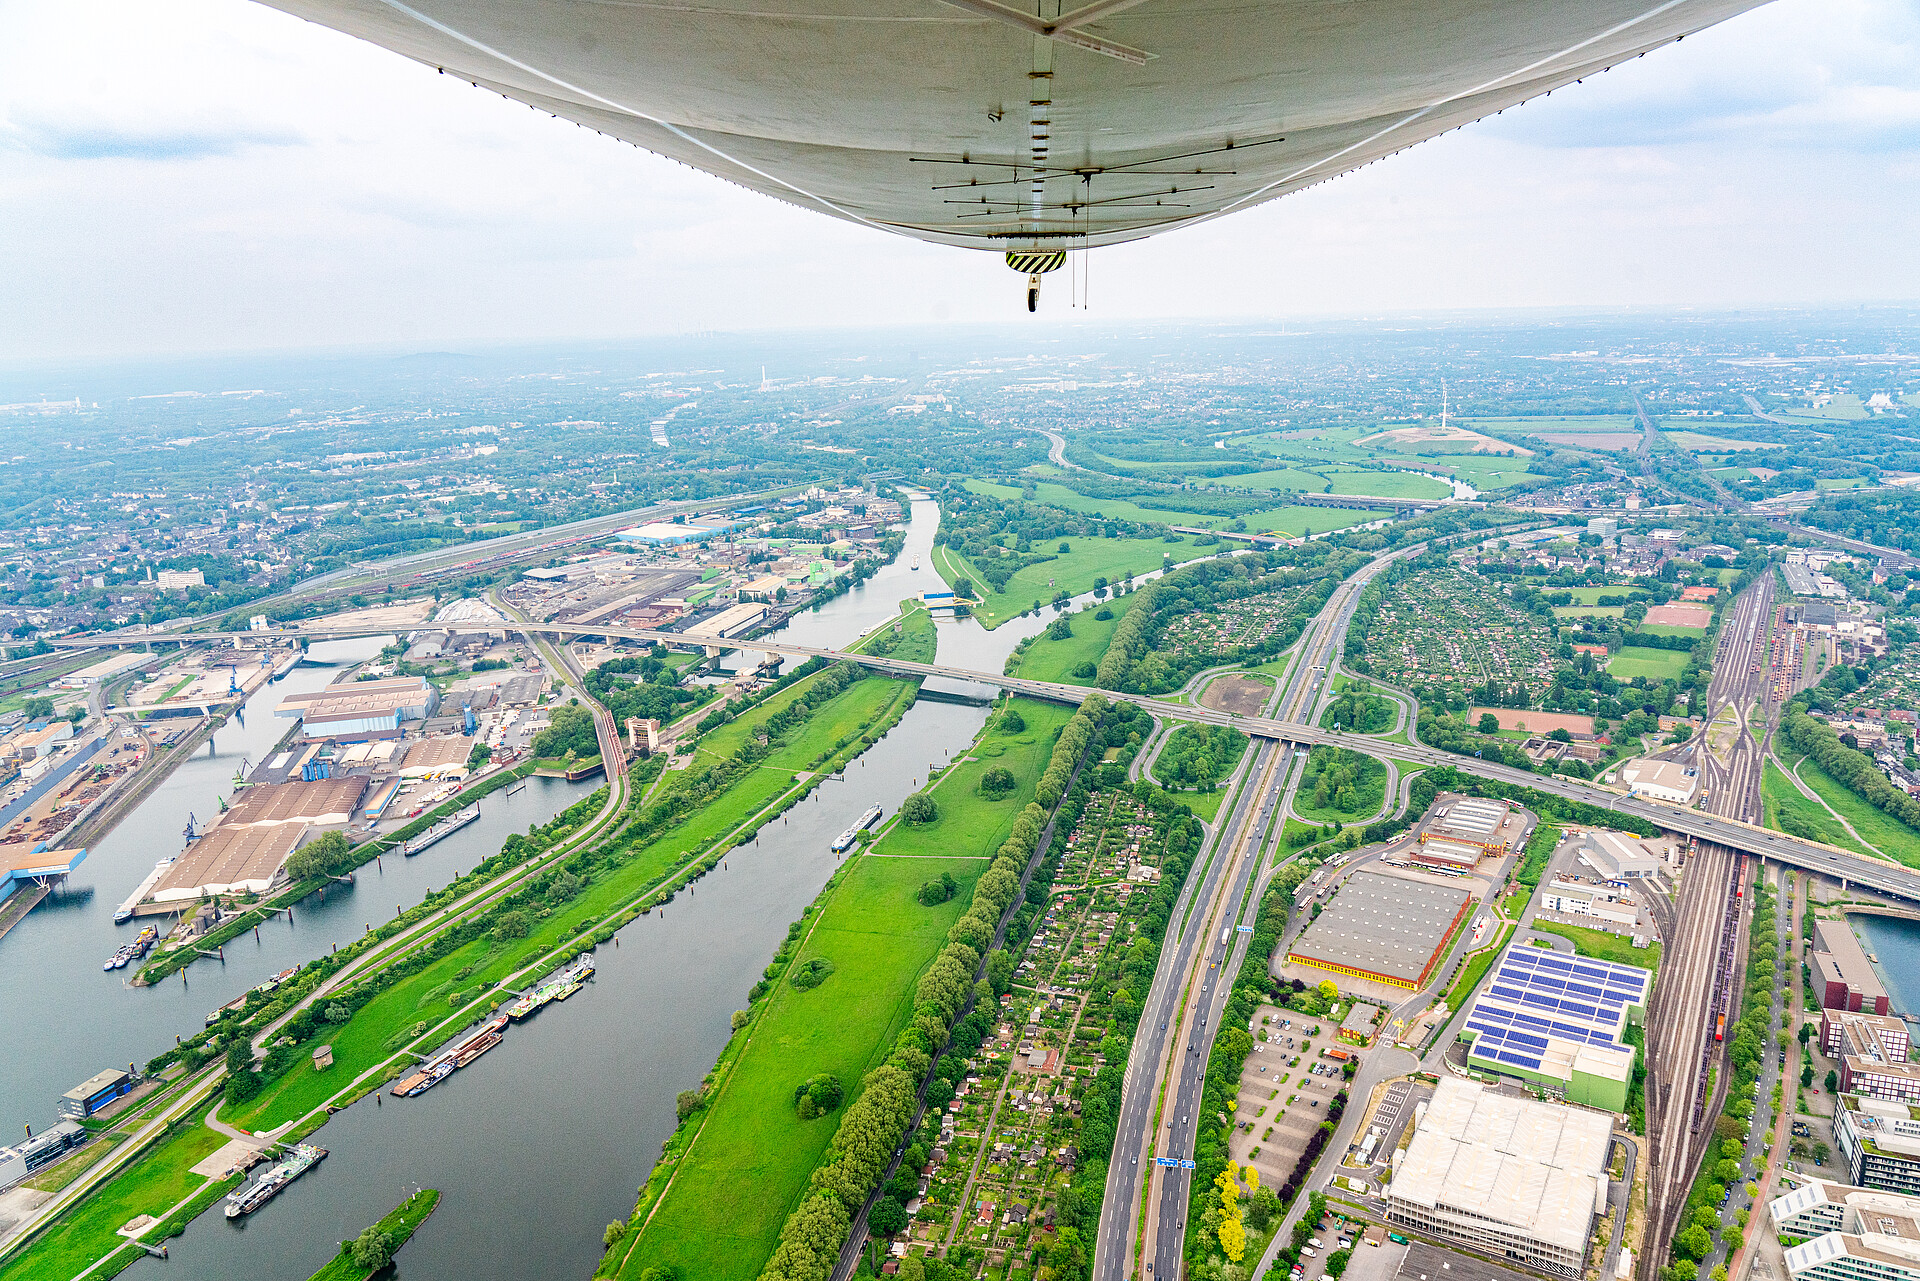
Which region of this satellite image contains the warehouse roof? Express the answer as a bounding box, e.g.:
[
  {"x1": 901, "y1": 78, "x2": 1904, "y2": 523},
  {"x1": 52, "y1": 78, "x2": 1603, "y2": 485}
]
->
[
  {"x1": 150, "y1": 823, "x2": 307, "y2": 901},
  {"x1": 403, "y1": 736, "x2": 475, "y2": 773},
  {"x1": 1288, "y1": 870, "x2": 1472, "y2": 985},
  {"x1": 1391, "y1": 1077, "x2": 1611, "y2": 1254},
  {"x1": 223, "y1": 777, "x2": 368, "y2": 828}
]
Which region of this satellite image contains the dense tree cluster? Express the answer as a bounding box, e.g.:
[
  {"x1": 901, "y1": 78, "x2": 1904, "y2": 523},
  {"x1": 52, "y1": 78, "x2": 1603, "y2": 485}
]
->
[
  {"x1": 1155, "y1": 723, "x2": 1249, "y2": 791},
  {"x1": 1782, "y1": 692, "x2": 1920, "y2": 833}
]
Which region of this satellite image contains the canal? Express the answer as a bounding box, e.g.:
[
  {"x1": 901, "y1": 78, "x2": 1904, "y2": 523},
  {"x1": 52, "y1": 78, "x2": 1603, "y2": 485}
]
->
[{"x1": 25, "y1": 495, "x2": 1114, "y2": 1281}]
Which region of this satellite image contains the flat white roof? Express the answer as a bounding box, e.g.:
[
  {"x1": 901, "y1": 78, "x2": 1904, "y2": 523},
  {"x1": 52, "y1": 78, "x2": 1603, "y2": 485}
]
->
[{"x1": 1391, "y1": 1077, "x2": 1612, "y2": 1254}]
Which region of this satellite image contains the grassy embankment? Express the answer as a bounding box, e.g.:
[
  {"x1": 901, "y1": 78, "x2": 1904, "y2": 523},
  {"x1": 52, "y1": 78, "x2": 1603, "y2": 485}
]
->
[
  {"x1": 306, "y1": 1188, "x2": 440, "y2": 1281},
  {"x1": 1763, "y1": 759, "x2": 1873, "y2": 857},
  {"x1": 932, "y1": 531, "x2": 1214, "y2": 630},
  {"x1": 225, "y1": 652, "x2": 929, "y2": 1135},
  {"x1": 0, "y1": 1110, "x2": 236, "y2": 1281},
  {"x1": 1009, "y1": 593, "x2": 1137, "y2": 685},
  {"x1": 1789, "y1": 755, "x2": 1920, "y2": 868},
  {"x1": 6, "y1": 617, "x2": 941, "y2": 1281},
  {"x1": 1530, "y1": 921, "x2": 1663, "y2": 973},
  {"x1": 1443, "y1": 921, "x2": 1517, "y2": 1013},
  {"x1": 612, "y1": 698, "x2": 1074, "y2": 1281}
]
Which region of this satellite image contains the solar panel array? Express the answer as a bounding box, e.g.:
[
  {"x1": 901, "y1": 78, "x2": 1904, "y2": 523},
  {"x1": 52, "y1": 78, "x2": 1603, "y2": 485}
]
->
[{"x1": 1465, "y1": 947, "x2": 1650, "y2": 1073}]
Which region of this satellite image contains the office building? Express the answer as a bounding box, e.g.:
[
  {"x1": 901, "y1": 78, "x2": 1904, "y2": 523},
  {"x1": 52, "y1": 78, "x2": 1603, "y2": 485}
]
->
[
  {"x1": 1836, "y1": 1097, "x2": 1920, "y2": 1196},
  {"x1": 1783, "y1": 1192, "x2": 1920, "y2": 1281},
  {"x1": 1825, "y1": 1012, "x2": 1920, "y2": 1104},
  {"x1": 1814, "y1": 922, "x2": 1892, "y2": 1016},
  {"x1": 58, "y1": 1068, "x2": 140, "y2": 1120},
  {"x1": 1387, "y1": 1077, "x2": 1613, "y2": 1278}
]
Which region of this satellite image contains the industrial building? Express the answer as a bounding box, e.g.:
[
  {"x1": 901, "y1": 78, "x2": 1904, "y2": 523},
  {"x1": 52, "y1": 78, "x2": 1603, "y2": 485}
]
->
[
  {"x1": 2, "y1": 843, "x2": 87, "y2": 892},
  {"x1": 274, "y1": 675, "x2": 438, "y2": 740},
  {"x1": 1814, "y1": 921, "x2": 1892, "y2": 1015},
  {"x1": 1836, "y1": 1097, "x2": 1920, "y2": 1196},
  {"x1": 0, "y1": 1121, "x2": 86, "y2": 1191},
  {"x1": 1386, "y1": 1076, "x2": 1614, "y2": 1278},
  {"x1": 1580, "y1": 831, "x2": 1662, "y2": 881},
  {"x1": 1539, "y1": 878, "x2": 1639, "y2": 928},
  {"x1": 59, "y1": 1067, "x2": 140, "y2": 1120},
  {"x1": 1459, "y1": 945, "x2": 1649, "y2": 1112},
  {"x1": 223, "y1": 776, "x2": 369, "y2": 828},
  {"x1": 147, "y1": 823, "x2": 308, "y2": 904},
  {"x1": 1284, "y1": 869, "x2": 1473, "y2": 990},
  {"x1": 615, "y1": 521, "x2": 725, "y2": 546},
  {"x1": 684, "y1": 602, "x2": 770, "y2": 641},
  {"x1": 400, "y1": 735, "x2": 477, "y2": 778},
  {"x1": 56, "y1": 652, "x2": 151, "y2": 688},
  {"x1": 1824, "y1": 1011, "x2": 1920, "y2": 1104},
  {"x1": 1782, "y1": 1192, "x2": 1920, "y2": 1281},
  {"x1": 1619, "y1": 759, "x2": 1698, "y2": 806}
]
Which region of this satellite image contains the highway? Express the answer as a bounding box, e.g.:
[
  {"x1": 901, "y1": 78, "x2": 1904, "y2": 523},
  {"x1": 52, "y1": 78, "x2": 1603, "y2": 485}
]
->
[{"x1": 1093, "y1": 547, "x2": 1398, "y2": 1281}]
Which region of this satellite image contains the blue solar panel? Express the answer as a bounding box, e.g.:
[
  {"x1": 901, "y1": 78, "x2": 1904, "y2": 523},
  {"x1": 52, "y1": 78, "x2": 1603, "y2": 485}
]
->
[{"x1": 1466, "y1": 945, "x2": 1652, "y2": 1078}]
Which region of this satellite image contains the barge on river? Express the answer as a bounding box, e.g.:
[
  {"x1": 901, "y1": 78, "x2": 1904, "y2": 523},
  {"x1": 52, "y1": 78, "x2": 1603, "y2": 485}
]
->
[{"x1": 831, "y1": 805, "x2": 884, "y2": 853}]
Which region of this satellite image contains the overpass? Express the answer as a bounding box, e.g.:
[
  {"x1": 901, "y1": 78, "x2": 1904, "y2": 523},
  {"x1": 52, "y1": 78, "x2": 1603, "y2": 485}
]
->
[{"x1": 58, "y1": 620, "x2": 1920, "y2": 903}]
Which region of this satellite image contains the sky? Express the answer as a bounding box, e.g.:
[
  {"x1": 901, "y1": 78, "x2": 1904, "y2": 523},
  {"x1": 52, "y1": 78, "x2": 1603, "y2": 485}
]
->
[{"x1": 1, "y1": 0, "x2": 1917, "y2": 361}]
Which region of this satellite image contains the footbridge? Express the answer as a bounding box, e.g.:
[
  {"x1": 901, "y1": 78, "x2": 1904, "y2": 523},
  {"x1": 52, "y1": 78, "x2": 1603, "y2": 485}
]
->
[{"x1": 58, "y1": 621, "x2": 1920, "y2": 902}]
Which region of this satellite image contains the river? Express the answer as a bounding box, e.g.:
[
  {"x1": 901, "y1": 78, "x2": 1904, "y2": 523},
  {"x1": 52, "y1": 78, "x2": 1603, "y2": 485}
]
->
[
  {"x1": 99, "y1": 496, "x2": 1088, "y2": 1281},
  {"x1": 1848, "y1": 913, "x2": 1920, "y2": 1028}
]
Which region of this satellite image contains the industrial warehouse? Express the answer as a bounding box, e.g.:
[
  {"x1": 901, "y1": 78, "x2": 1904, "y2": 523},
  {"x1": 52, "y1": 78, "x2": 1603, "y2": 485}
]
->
[
  {"x1": 1408, "y1": 794, "x2": 1525, "y2": 874},
  {"x1": 1283, "y1": 869, "x2": 1473, "y2": 990},
  {"x1": 1458, "y1": 945, "x2": 1650, "y2": 1111},
  {"x1": 274, "y1": 675, "x2": 439, "y2": 741},
  {"x1": 1387, "y1": 1077, "x2": 1616, "y2": 1278}
]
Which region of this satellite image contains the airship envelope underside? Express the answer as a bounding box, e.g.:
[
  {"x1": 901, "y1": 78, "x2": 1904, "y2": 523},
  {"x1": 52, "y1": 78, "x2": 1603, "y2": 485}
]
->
[{"x1": 263, "y1": 0, "x2": 1767, "y2": 254}]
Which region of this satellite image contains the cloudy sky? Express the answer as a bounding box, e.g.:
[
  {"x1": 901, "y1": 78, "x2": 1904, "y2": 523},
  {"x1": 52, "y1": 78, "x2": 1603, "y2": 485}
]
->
[{"x1": 1, "y1": 0, "x2": 1916, "y2": 361}]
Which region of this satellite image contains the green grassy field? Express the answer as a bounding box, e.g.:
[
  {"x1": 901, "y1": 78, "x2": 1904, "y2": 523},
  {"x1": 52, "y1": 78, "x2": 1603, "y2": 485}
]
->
[
  {"x1": 1212, "y1": 467, "x2": 1338, "y2": 492},
  {"x1": 962, "y1": 478, "x2": 1377, "y2": 541},
  {"x1": 0, "y1": 1110, "x2": 231, "y2": 1281},
  {"x1": 225, "y1": 669, "x2": 922, "y2": 1132},
  {"x1": 1778, "y1": 395, "x2": 1867, "y2": 421},
  {"x1": 1607, "y1": 648, "x2": 1691, "y2": 681},
  {"x1": 1424, "y1": 455, "x2": 1537, "y2": 491},
  {"x1": 1792, "y1": 756, "x2": 1920, "y2": 868},
  {"x1": 1815, "y1": 477, "x2": 1879, "y2": 490},
  {"x1": 1561, "y1": 586, "x2": 1646, "y2": 605},
  {"x1": 1661, "y1": 431, "x2": 1774, "y2": 451},
  {"x1": 1013, "y1": 595, "x2": 1136, "y2": 685},
  {"x1": 1321, "y1": 468, "x2": 1450, "y2": 500},
  {"x1": 1442, "y1": 922, "x2": 1516, "y2": 1013},
  {"x1": 1763, "y1": 760, "x2": 1866, "y2": 854},
  {"x1": 932, "y1": 529, "x2": 1215, "y2": 629},
  {"x1": 1529, "y1": 922, "x2": 1662, "y2": 974},
  {"x1": 1556, "y1": 605, "x2": 1626, "y2": 619},
  {"x1": 617, "y1": 699, "x2": 1072, "y2": 1281}
]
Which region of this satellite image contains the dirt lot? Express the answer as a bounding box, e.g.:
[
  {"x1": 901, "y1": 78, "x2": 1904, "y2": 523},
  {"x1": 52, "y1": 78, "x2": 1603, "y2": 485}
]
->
[
  {"x1": 1202, "y1": 674, "x2": 1272, "y2": 715},
  {"x1": 1645, "y1": 603, "x2": 1712, "y2": 627},
  {"x1": 1468, "y1": 707, "x2": 1595, "y2": 736}
]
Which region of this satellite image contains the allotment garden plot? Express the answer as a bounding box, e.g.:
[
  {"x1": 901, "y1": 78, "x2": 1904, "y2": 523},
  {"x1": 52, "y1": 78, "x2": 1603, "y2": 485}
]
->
[
  {"x1": 1358, "y1": 567, "x2": 1557, "y2": 701},
  {"x1": 1157, "y1": 582, "x2": 1321, "y2": 663},
  {"x1": 912, "y1": 789, "x2": 1171, "y2": 1275}
]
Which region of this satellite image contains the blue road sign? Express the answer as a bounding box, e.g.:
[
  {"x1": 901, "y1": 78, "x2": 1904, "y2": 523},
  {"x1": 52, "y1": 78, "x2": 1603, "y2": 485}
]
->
[
  {"x1": 1154, "y1": 1157, "x2": 1179, "y2": 1167},
  {"x1": 1179, "y1": 1160, "x2": 1198, "y2": 1170},
  {"x1": 1236, "y1": 924, "x2": 1254, "y2": 933}
]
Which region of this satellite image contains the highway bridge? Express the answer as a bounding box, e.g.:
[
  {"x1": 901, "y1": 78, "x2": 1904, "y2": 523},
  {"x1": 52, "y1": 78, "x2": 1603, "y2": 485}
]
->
[{"x1": 60, "y1": 620, "x2": 1920, "y2": 903}]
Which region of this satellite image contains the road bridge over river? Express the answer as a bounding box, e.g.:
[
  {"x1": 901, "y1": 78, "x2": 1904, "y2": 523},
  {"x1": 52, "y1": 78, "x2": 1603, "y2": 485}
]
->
[{"x1": 59, "y1": 621, "x2": 1920, "y2": 902}]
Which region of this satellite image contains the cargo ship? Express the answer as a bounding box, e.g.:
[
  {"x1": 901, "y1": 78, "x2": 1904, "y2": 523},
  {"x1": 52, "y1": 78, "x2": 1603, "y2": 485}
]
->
[
  {"x1": 831, "y1": 805, "x2": 884, "y2": 852},
  {"x1": 391, "y1": 1014, "x2": 510, "y2": 1096},
  {"x1": 402, "y1": 803, "x2": 480, "y2": 856},
  {"x1": 506, "y1": 953, "x2": 596, "y2": 1022},
  {"x1": 391, "y1": 1058, "x2": 455, "y2": 1098},
  {"x1": 224, "y1": 1143, "x2": 326, "y2": 1218}
]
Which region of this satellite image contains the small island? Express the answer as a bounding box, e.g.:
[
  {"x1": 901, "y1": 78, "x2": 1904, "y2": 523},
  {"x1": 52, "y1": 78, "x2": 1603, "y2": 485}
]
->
[{"x1": 307, "y1": 1188, "x2": 440, "y2": 1281}]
